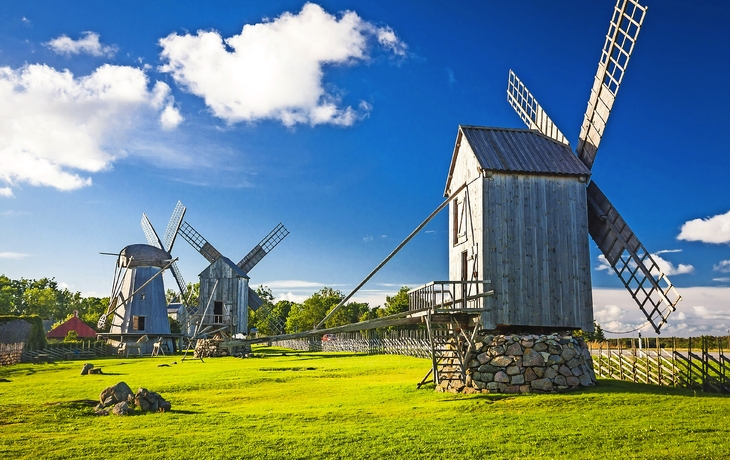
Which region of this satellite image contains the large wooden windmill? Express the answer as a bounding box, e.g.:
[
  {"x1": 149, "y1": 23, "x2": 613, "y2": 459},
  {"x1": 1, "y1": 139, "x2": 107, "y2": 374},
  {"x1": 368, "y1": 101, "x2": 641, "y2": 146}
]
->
[
  {"x1": 445, "y1": 0, "x2": 681, "y2": 334},
  {"x1": 175, "y1": 213, "x2": 289, "y2": 338}
]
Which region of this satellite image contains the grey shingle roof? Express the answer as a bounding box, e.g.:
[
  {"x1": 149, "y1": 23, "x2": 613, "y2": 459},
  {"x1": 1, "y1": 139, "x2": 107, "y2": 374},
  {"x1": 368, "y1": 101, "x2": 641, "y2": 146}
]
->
[{"x1": 460, "y1": 126, "x2": 591, "y2": 176}]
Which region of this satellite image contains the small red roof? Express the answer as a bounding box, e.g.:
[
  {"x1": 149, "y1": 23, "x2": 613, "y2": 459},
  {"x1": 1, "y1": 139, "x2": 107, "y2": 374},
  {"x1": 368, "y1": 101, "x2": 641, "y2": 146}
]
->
[{"x1": 46, "y1": 311, "x2": 98, "y2": 339}]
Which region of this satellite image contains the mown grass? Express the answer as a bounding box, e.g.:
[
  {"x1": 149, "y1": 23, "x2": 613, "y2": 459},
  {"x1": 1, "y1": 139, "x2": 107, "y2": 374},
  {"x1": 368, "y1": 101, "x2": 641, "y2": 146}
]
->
[{"x1": 1, "y1": 347, "x2": 729, "y2": 459}]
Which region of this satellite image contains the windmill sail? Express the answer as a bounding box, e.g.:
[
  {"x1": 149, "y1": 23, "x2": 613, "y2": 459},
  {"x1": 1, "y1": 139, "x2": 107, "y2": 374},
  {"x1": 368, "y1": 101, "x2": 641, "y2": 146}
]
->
[
  {"x1": 507, "y1": 70, "x2": 569, "y2": 145},
  {"x1": 577, "y1": 0, "x2": 647, "y2": 170},
  {"x1": 141, "y1": 214, "x2": 163, "y2": 249},
  {"x1": 586, "y1": 181, "x2": 681, "y2": 333},
  {"x1": 163, "y1": 201, "x2": 186, "y2": 253},
  {"x1": 237, "y1": 223, "x2": 290, "y2": 273},
  {"x1": 142, "y1": 206, "x2": 188, "y2": 301},
  {"x1": 178, "y1": 221, "x2": 223, "y2": 263}
]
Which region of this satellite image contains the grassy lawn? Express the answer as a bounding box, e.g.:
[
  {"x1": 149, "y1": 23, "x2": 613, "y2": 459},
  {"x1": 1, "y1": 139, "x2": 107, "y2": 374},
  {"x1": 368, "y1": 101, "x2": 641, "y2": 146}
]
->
[{"x1": 1, "y1": 347, "x2": 729, "y2": 459}]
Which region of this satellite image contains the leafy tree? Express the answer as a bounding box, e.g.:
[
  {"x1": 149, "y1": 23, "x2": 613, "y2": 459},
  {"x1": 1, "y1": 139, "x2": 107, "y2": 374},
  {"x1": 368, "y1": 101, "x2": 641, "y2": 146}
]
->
[
  {"x1": 169, "y1": 316, "x2": 182, "y2": 334},
  {"x1": 324, "y1": 301, "x2": 370, "y2": 328},
  {"x1": 383, "y1": 286, "x2": 410, "y2": 316},
  {"x1": 286, "y1": 287, "x2": 343, "y2": 333},
  {"x1": 64, "y1": 330, "x2": 79, "y2": 342},
  {"x1": 574, "y1": 321, "x2": 606, "y2": 342},
  {"x1": 166, "y1": 281, "x2": 200, "y2": 307}
]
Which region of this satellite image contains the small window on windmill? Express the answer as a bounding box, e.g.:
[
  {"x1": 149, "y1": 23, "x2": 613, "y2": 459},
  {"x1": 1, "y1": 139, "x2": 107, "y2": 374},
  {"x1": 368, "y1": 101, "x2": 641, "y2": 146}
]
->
[
  {"x1": 133, "y1": 316, "x2": 146, "y2": 331},
  {"x1": 140, "y1": 292, "x2": 146, "y2": 300},
  {"x1": 453, "y1": 198, "x2": 459, "y2": 246},
  {"x1": 453, "y1": 193, "x2": 468, "y2": 246}
]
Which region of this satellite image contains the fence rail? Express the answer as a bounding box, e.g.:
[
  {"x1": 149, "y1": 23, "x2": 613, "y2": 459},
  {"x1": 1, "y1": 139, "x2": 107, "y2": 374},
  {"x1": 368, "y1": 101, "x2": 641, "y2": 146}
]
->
[
  {"x1": 0, "y1": 341, "x2": 118, "y2": 365},
  {"x1": 590, "y1": 336, "x2": 730, "y2": 393}
]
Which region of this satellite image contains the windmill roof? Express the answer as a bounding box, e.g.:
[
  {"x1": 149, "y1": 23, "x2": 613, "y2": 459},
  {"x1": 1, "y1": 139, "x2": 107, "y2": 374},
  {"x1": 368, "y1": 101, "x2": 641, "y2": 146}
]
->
[
  {"x1": 199, "y1": 256, "x2": 250, "y2": 279},
  {"x1": 118, "y1": 244, "x2": 172, "y2": 268},
  {"x1": 445, "y1": 126, "x2": 591, "y2": 194},
  {"x1": 46, "y1": 312, "x2": 97, "y2": 339}
]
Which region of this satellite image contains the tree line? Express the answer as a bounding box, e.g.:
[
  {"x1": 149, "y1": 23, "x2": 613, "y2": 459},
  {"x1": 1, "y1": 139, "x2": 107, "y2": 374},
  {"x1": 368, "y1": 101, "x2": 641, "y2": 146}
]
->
[
  {"x1": 249, "y1": 285, "x2": 411, "y2": 336},
  {"x1": 0, "y1": 275, "x2": 109, "y2": 329}
]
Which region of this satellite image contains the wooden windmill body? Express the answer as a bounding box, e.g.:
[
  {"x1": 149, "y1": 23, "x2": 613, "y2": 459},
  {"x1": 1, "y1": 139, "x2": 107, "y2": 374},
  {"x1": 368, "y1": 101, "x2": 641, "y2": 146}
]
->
[{"x1": 446, "y1": 0, "x2": 681, "y2": 334}]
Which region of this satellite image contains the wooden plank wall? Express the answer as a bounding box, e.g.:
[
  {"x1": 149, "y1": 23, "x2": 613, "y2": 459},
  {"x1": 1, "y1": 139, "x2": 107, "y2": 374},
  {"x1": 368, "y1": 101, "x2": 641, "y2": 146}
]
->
[{"x1": 482, "y1": 173, "x2": 593, "y2": 330}]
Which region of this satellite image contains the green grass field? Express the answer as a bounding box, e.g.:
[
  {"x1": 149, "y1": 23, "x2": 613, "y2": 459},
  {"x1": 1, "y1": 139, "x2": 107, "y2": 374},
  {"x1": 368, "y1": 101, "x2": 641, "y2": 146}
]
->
[{"x1": 1, "y1": 347, "x2": 729, "y2": 459}]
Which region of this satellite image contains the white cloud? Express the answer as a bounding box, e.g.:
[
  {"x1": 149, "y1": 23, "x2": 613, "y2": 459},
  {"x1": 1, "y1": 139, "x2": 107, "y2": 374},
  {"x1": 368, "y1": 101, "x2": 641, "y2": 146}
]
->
[
  {"x1": 714, "y1": 260, "x2": 730, "y2": 273},
  {"x1": 595, "y1": 252, "x2": 693, "y2": 276},
  {"x1": 593, "y1": 287, "x2": 730, "y2": 337},
  {"x1": 0, "y1": 187, "x2": 12, "y2": 197},
  {"x1": 678, "y1": 210, "x2": 730, "y2": 244},
  {"x1": 259, "y1": 280, "x2": 329, "y2": 289},
  {"x1": 158, "y1": 2, "x2": 406, "y2": 127},
  {"x1": 595, "y1": 254, "x2": 612, "y2": 272},
  {"x1": 0, "y1": 63, "x2": 179, "y2": 193},
  {"x1": 713, "y1": 277, "x2": 730, "y2": 283},
  {"x1": 45, "y1": 31, "x2": 117, "y2": 57},
  {"x1": 651, "y1": 252, "x2": 694, "y2": 276},
  {"x1": 692, "y1": 305, "x2": 730, "y2": 321},
  {"x1": 363, "y1": 235, "x2": 374, "y2": 242},
  {"x1": 0, "y1": 252, "x2": 30, "y2": 259},
  {"x1": 159, "y1": 104, "x2": 183, "y2": 129}
]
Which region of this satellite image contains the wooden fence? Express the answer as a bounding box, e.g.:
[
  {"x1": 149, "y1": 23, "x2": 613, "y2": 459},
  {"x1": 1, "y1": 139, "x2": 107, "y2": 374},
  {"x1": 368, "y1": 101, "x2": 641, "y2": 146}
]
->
[
  {"x1": 0, "y1": 340, "x2": 118, "y2": 365},
  {"x1": 590, "y1": 336, "x2": 730, "y2": 393},
  {"x1": 276, "y1": 332, "x2": 730, "y2": 394},
  {"x1": 274, "y1": 329, "x2": 438, "y2": 358}
]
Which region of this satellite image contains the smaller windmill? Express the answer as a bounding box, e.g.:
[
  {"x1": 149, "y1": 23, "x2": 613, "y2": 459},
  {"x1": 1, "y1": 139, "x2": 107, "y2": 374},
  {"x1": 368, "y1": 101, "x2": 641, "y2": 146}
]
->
[
  {"x1": 175, "y1": 214, "x2": 289, "y2": 338},
  {"x1": 98, "y1": 202, "x2": 186, "y2": 352}
]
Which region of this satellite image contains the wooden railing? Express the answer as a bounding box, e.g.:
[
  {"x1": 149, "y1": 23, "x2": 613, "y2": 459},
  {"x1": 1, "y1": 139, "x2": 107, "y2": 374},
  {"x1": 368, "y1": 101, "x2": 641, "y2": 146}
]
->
[{"x1": 407, "y1": 280, "x2": 492, "y2": 312}]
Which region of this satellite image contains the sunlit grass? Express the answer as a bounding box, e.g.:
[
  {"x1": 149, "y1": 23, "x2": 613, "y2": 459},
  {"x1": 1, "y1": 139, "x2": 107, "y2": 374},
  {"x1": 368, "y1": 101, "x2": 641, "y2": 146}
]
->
[{"x1": 1, "y1": 346, "x2": 729, "y2": 459}]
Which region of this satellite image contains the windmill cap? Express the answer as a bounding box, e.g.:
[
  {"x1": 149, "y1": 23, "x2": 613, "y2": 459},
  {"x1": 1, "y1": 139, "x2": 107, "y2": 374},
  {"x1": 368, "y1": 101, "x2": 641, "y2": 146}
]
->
[{"x1": 118, "y1": 244, "x2": 172, "y2": 268}]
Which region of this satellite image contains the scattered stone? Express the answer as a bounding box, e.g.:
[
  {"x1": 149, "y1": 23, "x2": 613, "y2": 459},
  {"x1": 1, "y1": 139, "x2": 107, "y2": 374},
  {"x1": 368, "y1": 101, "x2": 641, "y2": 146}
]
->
[
  {"x1": 158, "y1": 364, "x2": 170, "y2": 367},
  {"x1": 112, "y1": 401, "x2": 130, "y2": 416},
  {"x1": 98, "y1": 382, "x2": 133, "y2": 409},
  {"x1": 134, "y1": 387, "x2": 171, "y2": 413},
  {"x1": 89, "y1": 368, "x2": 103, "y2": 375},
  {"x1": 81, "y1": 363, "x2": 94, "y2": 375}
]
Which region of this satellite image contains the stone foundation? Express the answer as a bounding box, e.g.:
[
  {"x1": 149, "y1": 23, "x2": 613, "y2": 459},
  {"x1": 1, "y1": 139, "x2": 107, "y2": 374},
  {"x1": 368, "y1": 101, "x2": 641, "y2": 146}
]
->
[{"x1": 437, "y1": 333, "x2": 596, "y2": 394}]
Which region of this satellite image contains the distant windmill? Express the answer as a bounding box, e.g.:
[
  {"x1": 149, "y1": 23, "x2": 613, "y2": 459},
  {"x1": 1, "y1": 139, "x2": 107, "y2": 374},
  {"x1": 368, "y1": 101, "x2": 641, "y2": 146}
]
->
[
  {"x1": 97, "y1": 202, "x2": 186, "y2": 352},
  {"x1": 175, "y1": 214, "x2": 289, "y2": 338},
  {"x1": 444, "y1": 0, "x2": 681, "y2": 334}
]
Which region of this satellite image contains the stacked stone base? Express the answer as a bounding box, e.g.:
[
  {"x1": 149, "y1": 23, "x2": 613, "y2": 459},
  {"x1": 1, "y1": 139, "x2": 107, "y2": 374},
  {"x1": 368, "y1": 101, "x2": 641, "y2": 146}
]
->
[{"x1": 436, "y1": 333, "x2": 596, "y2": 394}]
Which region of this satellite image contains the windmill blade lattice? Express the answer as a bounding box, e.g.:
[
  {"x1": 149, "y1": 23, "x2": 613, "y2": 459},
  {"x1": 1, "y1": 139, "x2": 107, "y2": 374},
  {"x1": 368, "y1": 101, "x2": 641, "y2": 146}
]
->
[
  {"x1": 586, "y1": 181, "x2": 681, "y2": 333},
  {"x1": 507, "y1": 70, "x2": 569, "y2": 145},
  {"x1": 577, "y1": 0, "x2": 647, "y2": 170},
  {"x1": 163, "y1": 201, "x2": 186, "y2": 253},
  {"x1": 141, "y1": 214, "x2": 163, "y2": 249},
  {"x1": 238, "y1": 223, "x2": 289, "y2": 273},
  {"x1": 178, "y1": 221, "x2": 223, "y2": 263}
]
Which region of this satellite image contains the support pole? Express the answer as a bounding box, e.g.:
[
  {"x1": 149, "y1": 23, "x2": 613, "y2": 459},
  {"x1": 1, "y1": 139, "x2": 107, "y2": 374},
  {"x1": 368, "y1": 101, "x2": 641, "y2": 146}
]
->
[{"x1": 316, "y1": 180, "x2": 470, "y2": 329}]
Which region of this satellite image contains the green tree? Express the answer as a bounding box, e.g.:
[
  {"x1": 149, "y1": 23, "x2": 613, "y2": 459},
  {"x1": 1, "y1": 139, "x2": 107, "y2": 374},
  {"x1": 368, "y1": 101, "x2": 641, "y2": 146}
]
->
[
  {"x1": 383, "y1": 286, "x2": 410, "y2": 316},
  {"x1": 64, "y1": 330, "x2": 79, "y2": 342},
  {"x1": 574, "y1": 321, "x2": 606, "y2": 342},
  {"x1": 286, "y1": 287, "x2": 343, "y2": 333},
  {"x1": 324, "y1": 301, "x2": 370, "y2": 328}
]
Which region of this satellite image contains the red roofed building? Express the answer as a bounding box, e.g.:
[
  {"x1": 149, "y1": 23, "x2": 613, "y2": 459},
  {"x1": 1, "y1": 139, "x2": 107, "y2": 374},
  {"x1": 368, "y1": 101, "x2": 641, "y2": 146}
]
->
[{"x1": 46, "y1": 311, "x2": 98, "y2": 340}]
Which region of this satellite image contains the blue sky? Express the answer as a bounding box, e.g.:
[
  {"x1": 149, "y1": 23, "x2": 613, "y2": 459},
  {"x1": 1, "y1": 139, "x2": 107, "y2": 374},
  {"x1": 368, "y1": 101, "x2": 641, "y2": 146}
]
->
[{"x1": 0, "y1": 0, "x2": 728, "y2": 337}]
